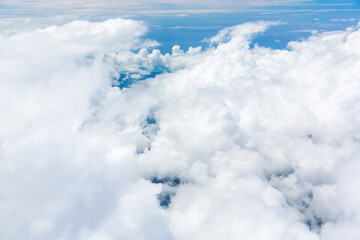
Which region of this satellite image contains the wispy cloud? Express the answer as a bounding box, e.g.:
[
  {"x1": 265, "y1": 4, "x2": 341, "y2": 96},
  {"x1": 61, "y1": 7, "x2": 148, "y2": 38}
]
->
[
  {"x1": 331, "y1": 17, "x2": 357, "y2": 22},
  {"x1": 0, "y1": 0, "x2": 312, "y2": 17}
]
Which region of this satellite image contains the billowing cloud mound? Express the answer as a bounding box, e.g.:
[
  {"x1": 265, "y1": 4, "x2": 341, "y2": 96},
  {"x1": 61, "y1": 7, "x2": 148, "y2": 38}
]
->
[{"x1": 0, "y1": 18, "x2": 360, "y2": 240}]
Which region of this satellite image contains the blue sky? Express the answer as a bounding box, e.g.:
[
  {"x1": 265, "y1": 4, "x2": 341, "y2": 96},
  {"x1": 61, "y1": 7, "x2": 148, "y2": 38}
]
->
[
  {"x1": 1, "y1": 0, "x2": 360, "y2": 53},
  {"x1": 136, "y1": 0, "x2": 360, "y2": 52},
  {"x1": 1, "y1": 0, "x2": 359, "y2": 15}
]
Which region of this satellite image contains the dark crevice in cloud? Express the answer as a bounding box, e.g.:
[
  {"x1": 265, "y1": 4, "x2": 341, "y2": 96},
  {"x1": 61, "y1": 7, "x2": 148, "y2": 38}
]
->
[
  {"x1": 138, "y1": 110, "x2": 160, "y2": 153},
  {"x1": 268, "y1": 171, "x2": 327, "y2": 233},
  {"x1": 305, "y1": 215, "x2": 324, "y2": 232},
  {"x1": 146, "y1": 113, "x2": 157, "y2": 125},
  {"x1": 265, "y1": 168, "x2": 295, "y2": 180},
  {"x1": 149, "y1": 176, "x2": 185, "y2": 208},
  {"x1": 157, "y1": 191, "x2": 176, "y2": 208},
  {"x1": 150, "y1": 176, "x2": 182, "y2": 187}
]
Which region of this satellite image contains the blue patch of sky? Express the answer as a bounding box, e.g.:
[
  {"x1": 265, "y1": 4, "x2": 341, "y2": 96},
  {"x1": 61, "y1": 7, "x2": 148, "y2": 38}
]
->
[
  {"x1": 110, "y1": 1, "x2": 360, "y2": 87},
  {"x1": 135, "y1": 7, "x2": 360, "y2": 53},
  {"x1": 2, "y1": 0, "x2": 360, "y2": 81},
  {"x1": 112, "y1": 66, "x2": 169, "y2": 89}
]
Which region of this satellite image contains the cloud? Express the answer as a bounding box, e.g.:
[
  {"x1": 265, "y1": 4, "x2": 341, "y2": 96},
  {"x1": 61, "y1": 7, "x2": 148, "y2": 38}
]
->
[
  {"x1": 0, "y1": 0, "x2": 311, "y2": 17},
  {"x1": 0, "y1": 18, "x2": 158, "y2": 239},
  {"x1": 331, "y1": 18, "x2": 357, "y2": 22},
  {"x1": 1, "y1": 18, "x2": 360, "y2": 240}
]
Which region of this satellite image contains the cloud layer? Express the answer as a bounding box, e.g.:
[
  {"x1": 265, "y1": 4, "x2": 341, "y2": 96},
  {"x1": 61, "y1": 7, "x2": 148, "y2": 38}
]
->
[
  {"x1": 1, "y1": 0, "x2": 310, "y2": 17},
  {"x1": 1, "y1": 18, "x2": 360, "y2": 240}
]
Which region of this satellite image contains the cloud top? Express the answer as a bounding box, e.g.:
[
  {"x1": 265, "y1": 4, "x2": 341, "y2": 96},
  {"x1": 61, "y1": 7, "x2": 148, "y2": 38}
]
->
[{"x1": 1, "y1": 18, "x2": 360, "y2": 240}]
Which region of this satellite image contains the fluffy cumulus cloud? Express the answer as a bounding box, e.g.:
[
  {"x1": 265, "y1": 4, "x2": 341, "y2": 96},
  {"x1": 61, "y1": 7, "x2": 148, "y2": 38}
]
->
[{"x1": 1, "y1": 17, "x2": 360, "y2": 240}]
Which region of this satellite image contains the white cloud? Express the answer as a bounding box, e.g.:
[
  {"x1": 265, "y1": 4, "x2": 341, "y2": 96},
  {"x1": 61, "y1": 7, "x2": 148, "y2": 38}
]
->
[
  {"x1": 1, "y1": 18, "x2": 360, "y2": 240},
  {"x1": 1, "y1": 0, "x2": 309, "y2": 8},
  {"x1": 0, "y1": 0, "x2": 311, "y2": 17},
  {"x1": 330, "y1": 18, "x2": 356, "y2": 22}
]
